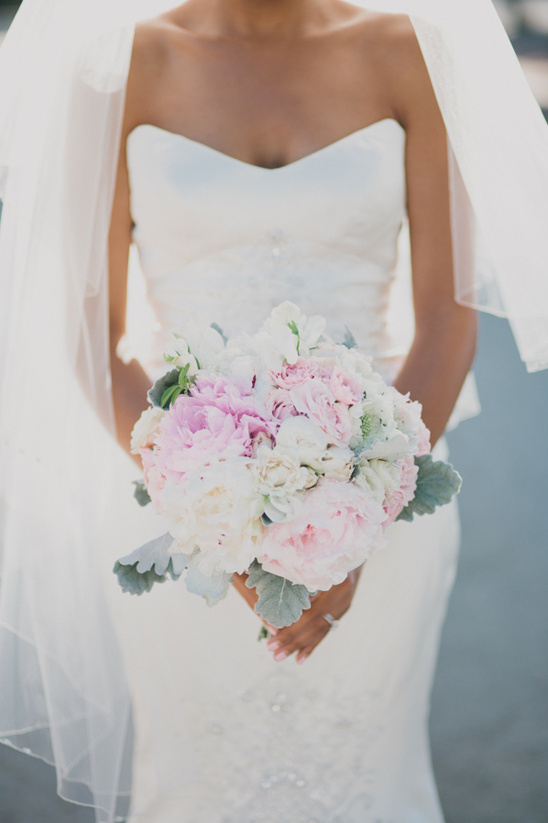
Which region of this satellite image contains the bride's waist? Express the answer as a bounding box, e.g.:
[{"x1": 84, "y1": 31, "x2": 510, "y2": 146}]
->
[{"x1": 134, "y1": 249, "x2": 406, "y2": 378}]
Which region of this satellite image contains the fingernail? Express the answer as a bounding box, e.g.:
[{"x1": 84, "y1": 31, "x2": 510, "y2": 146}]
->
[
  {"x1": 274, "y1": 651, "x2": 287, "y2": 661},
  {"x1": 265, "y1": 624, "x2": 278, "y2": 635},
  {"x1": 267, "y1": 640, "x2": 280, "y2": 651},
  {"x1": 296, "y1": 655, "x2": 307, "y2": 665}
]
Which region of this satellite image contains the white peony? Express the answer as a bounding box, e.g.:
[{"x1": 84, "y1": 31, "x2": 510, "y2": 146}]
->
[
  {"x1": 275, "y1": 416, "x2": 328, "y2": 468},
  {"x1": 253, "y1": 445, "x2": 317, "y2": 522},
  {"x1": 130, "y1": 406, "x2": 166, "y2": 453},
  {"x1": 169, "y1": 460, "x2": 263, "y2": 576}
]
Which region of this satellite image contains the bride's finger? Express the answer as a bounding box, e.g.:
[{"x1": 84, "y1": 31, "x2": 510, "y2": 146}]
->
[{"x1": 267, "y1": 619, "x2": 330, "y2": 660}]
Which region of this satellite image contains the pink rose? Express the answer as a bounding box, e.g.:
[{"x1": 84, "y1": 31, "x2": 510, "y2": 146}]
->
[
  {"x1": 270, "y1": 358, "x2": 329, "y2": 390},
  {"x1": 329, "y1": 367, "x2": 363, "y2": 406},
  {"x1": 264, "y1": 387, "x2": 299, "y2": 422},
  {"x1": 259, "y1": 480, "x2": 387, "y2": 591},
  {"x1": 289, "y1": 381, "x2": 353, "y2": 447},
  {"x1": 383, "y1": 455, "x2": 419, "y2": 523}
]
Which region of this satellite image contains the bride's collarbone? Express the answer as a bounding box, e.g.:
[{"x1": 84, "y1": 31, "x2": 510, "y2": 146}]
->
[{"x1": 132, "y1": 12, "x2": 402, "y2": 168}]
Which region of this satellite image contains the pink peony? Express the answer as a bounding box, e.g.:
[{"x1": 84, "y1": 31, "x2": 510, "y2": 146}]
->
[
  {"x1": 382, "y1": 455, "x2": 419, "y2": 523},
  {"x1": 289, "y1": 380, "x2": 353, "y2": 447},
  {"x1": 151, "y1": 375, "x2": 277, "y2": 483},
  {"x1": 258, "y1": 480, "x2": 387, "y2": 591}
]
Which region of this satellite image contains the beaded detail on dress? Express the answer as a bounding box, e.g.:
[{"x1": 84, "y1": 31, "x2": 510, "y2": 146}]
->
[{"x1": 127, "y1": 119, "x2": 407, "y2": 378}]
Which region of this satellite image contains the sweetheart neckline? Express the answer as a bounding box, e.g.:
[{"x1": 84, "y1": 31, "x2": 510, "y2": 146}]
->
[{"x1": 127, "y1": 117, "x2": 404, "y2": 172}]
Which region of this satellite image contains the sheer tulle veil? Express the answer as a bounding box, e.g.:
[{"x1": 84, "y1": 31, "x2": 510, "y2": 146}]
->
[{"x1": 0, "y1": 0, "x2": 547, "y2": 820}]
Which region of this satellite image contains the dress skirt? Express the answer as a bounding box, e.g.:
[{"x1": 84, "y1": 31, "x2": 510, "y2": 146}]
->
[{"x1": 104, "y1": 437, "x2": 459, "y2": 823}]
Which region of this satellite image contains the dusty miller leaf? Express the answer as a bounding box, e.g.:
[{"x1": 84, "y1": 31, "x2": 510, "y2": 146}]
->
[
  {"x1": 342, "y1": 325, "x2": 357, "y2": 349},
  {"x1": 132, "y1": 480, "x2": 151, "y2": 507},
  {"x1": 113, "y1": 532, "x2": 188, "y2": 595},
  {"x1": 184, "y1": 556, "x2": 232, "y2": 607},
  {"x1": 396, "y1": 454, "x2": 462, "y2": 522},
  {"x1": 245, "y1": 560, "x2": 311, "y2": 628}
]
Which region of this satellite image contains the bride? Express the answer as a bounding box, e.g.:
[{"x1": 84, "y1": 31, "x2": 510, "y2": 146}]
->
[{"x1": 0, "y1": 1, "x2": 547, "y2": 822}]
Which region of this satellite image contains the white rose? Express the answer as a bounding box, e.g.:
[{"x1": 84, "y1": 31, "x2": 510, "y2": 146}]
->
[
  {"x1": 253, "y1": 446, "x2": 317, "y2": 522},
  {"x1": 170, "y1": 460, "x2": 263, "y2": 576},
  {"x1": 315, "y1": 445, "x2": 356, "y2": 482},
  {"x1": 353, "y1": 457, "x2": 402, "y2": 503},
  {"x1": 130, "y1": 406, "x2": 166, "y2": 453},
  {"x1": 275, "y1": 416, "x2": 328, "y2": 468}
]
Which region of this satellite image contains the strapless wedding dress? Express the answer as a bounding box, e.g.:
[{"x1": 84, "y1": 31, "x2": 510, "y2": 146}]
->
[{"x1": 114, "y1": 118, "x2": 460, "y2": 823}]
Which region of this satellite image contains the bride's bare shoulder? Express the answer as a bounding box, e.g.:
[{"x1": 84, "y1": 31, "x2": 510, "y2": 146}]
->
[
  {"x1": 347, "y1": 10, "x2": 423, "y2": 70},
  {"x1": 350, "y1": 12, "x2": 438, "y2": 126},
  {"x1": 124, "y1": 15, "x2": 194, "y2": 132}
]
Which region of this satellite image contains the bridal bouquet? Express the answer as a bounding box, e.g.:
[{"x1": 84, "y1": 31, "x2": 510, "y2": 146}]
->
[{"x1": 114, "y1": 302, "x2": 461, "y2": 628}]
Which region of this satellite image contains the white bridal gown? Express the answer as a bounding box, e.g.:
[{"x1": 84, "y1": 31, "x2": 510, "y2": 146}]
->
[{"x1": 112, "y1": 117, "x2": 460, "y2": 823}]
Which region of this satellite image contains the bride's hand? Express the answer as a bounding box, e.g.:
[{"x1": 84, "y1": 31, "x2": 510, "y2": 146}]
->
[{"x1": 267, "y1": 567, "x2": 363, "y2": 664}]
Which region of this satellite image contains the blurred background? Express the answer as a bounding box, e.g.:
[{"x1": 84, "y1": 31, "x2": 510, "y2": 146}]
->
[{"x1": 0, "y1": 2, "x2": 547, "y2": 821}]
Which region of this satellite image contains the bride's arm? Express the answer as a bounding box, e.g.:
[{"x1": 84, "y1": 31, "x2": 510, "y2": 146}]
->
[
  {"x1": 109, "y1": 26, "x2": 163, "y2": 463},
  {"x1": 390, "y1": 21, "x2": 477, "y2": 446},
  {"x1": 267, "y1": 18, "x2": 477, "y2": 663}
]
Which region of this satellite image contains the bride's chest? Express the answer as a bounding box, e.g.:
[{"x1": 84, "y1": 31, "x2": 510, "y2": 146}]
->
[{"x1": 126, "y1": 119, "x2": 407, "y2": 265}]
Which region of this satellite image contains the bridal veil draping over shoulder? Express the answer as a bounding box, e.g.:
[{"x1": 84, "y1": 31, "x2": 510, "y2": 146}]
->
[{"x1": 1, "y1": 1, "x2": 548, "y2": 820}]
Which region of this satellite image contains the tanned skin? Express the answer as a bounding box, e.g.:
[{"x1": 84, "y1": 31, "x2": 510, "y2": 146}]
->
[{"x1": 109, "y1": 0, "x2": 477, "y2": 664}]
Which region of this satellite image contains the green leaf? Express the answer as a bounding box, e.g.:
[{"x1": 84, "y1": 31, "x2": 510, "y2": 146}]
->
[
  {"x1": 132, "y1": 480, "x2": 151, "y2": 507},
  {"x1": 113, "y1": 533, "x2": 188, "y2": 596},
  {"x1": 396, "y1": 454, "x2": 462, "y2": 522},
  {"x1": 148, "y1": 369, "x2": 180, "y2": 407},
  {"x1": 160, "y1": 383, "x2": 179, "y2": 408},
  {"x1": 257, "y1": 625, "x2": 269, "y2": 642},
  {"x1": 245, "y1": 560, "x2": 311, "y2": 628},
  {"x1": 184, "y1": 557, "x2": 232, "y2": 606}
]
